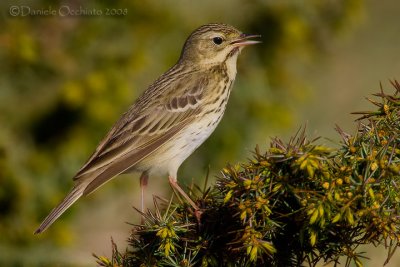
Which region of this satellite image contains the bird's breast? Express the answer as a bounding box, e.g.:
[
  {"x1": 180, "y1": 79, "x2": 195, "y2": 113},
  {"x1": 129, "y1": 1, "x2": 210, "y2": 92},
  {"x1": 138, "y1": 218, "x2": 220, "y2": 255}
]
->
[{"x1": 143, "y1": 78, "x2": 234, "y2": 177}]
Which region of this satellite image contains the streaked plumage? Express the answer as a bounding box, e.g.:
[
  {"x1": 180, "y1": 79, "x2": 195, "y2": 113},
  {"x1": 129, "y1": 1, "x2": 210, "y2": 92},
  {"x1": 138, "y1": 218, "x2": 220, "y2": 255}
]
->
[{"x1": 35, "y1": 23, "x2": 260, "y2": 234}]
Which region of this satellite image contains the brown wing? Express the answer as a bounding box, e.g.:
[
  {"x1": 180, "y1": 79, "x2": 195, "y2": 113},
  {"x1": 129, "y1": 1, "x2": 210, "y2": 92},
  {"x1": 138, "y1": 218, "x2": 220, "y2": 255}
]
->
[
  {"x1": 73, "y1": 69, "x2": 208, "y2": 196},
  {"x1": 82, "y1": 115, "x2": 196, "y2": 195}
]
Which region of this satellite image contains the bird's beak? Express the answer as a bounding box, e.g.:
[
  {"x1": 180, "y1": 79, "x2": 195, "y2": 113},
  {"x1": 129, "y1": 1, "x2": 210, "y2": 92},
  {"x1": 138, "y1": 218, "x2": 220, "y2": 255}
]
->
[{"x1": 230, "y1": 33, "x2": 261, "y2": 47}]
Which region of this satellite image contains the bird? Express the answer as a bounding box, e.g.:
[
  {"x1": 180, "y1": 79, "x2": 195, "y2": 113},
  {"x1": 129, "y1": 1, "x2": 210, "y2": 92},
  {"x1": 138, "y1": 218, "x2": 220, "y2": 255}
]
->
[{"x1": 35, "y1": 23, "x2": 260, "y2": 234}]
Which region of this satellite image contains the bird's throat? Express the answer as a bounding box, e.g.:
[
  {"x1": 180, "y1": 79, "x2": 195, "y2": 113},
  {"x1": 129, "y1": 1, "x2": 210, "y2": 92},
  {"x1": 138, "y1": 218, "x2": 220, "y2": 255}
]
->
[{"x1": 224, "y1": 50, "x2": 239, "y2": 81}]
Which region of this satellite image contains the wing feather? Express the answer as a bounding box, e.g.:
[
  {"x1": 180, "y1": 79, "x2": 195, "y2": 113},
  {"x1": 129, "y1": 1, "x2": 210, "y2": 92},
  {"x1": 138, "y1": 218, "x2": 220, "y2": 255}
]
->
[
  {"x1": 74, "y1": 72, "x2": 207, "y2": 182},
  {"x1": 82, "y1": 116, "x2": 194, "y2": 195}
]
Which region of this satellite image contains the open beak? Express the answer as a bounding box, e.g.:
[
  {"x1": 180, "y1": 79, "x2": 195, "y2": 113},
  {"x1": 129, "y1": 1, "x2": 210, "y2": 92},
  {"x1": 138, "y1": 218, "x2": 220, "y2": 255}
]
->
[{"x1": 230, "y1": 33, "x2": 261, "y2": 47}]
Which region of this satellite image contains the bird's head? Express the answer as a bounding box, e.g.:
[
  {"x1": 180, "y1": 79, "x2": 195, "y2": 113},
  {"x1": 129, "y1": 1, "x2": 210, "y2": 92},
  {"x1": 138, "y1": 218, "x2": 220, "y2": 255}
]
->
[{"x1": 179, "y1": 23, "x2": 260, "y2": 66}]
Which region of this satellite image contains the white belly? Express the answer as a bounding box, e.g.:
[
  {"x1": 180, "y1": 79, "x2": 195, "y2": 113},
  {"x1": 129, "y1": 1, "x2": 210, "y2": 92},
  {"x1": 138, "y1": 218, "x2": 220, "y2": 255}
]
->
[{"x1": 148, "y1": 107, "x2": 226, "y2": 177}]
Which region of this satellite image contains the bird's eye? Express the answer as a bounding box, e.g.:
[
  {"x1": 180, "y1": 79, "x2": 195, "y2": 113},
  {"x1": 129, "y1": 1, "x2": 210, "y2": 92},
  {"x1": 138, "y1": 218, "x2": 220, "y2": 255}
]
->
[{"x1": 212, "y1": 36, "x2": 223, "y2": 45}]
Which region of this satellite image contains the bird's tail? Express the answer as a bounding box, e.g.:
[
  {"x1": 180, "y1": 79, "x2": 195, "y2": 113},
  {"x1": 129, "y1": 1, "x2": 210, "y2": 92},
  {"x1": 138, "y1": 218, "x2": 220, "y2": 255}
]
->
[
  {"x1": 34, "y1": 146, "x2": 147, "y2": 234},
  {"x1": 34, "y1": 183, "x2": 86, "y2": 234}
]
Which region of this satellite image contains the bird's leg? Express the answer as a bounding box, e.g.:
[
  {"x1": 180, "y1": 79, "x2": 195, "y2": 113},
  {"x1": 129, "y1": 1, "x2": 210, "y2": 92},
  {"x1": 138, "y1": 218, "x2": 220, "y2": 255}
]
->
[
  {"x1": 168, "y1": 176, "x2": 201, "y2": 212},
  {"x1": 140, "y1": 172, "x2": 149, "y2": 215}
]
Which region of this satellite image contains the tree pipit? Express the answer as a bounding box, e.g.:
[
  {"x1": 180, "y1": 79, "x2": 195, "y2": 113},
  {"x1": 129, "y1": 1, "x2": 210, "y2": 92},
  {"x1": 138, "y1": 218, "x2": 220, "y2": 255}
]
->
[{"x1": 35, "y1": 23, "x2": 260, "y2": 234}]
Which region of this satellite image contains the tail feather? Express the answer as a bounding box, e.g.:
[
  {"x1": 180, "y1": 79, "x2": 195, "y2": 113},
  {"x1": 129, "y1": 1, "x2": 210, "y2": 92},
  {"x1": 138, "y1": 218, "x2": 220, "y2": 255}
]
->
[{"x1": 34, "y1": 184, "x2": 86, "y2": 234}]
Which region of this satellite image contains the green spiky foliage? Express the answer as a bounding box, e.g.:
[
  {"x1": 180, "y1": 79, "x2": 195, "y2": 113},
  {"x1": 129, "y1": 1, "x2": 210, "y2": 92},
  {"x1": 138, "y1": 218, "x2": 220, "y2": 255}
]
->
[{"x1": 94, "y1": 81, "x2": 400, "y2": 267}]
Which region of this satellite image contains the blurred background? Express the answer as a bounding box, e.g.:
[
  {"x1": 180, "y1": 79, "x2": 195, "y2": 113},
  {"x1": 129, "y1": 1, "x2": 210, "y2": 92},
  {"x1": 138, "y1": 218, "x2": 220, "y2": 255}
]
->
[{"x1": 0, "y1": 0, "x2": 399, "y2": 266}]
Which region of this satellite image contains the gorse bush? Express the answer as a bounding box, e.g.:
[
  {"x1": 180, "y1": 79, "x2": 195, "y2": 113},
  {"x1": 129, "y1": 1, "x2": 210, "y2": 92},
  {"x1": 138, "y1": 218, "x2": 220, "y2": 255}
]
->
[{"x1": 95, "y1": 81, "x2": 400, "y2": 267}]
